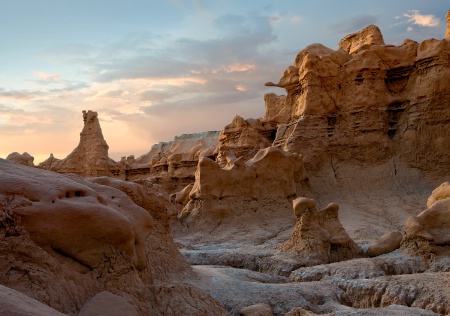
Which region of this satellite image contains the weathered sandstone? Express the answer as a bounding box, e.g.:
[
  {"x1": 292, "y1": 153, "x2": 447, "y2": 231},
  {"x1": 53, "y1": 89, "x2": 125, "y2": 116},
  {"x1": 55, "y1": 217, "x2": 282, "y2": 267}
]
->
[
  {"x1": 367, "y1": 231, "x2": 403, "y2": 257},
  {"x1": 6, "y1": 152, "x2": 34, "y2": 167},
  {"x1": 281, "y1": 197, "x2": 361, "y2": 264}
]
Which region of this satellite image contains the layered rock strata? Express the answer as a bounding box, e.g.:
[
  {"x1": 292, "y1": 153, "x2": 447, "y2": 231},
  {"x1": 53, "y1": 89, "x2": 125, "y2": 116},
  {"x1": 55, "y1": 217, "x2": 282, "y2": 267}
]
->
[{"x1": 265, "y1": 24, "x2": 450, "y2": 173}]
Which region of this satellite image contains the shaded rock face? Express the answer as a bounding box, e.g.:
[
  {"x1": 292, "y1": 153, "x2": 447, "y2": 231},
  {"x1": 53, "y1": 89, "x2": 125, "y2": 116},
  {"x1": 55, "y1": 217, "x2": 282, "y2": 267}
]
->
[
  {"x1": 266, "y1": 27, "x2": 450, "y2": 172},
  {"x1": 281, "y1": 197, "x2": 361, "y2": 264},
  {"x1": 0, "y1": 159, "x2": 228, "y2": 315},
  {"x1": 402, "y1": 182, "x2": 450, "y2": 258},
  {"x1": 41, "y1": 110, "x2": 112, "y2": 177},
  {"x1": 174, "y1": 147, "x2": 309, "y2": 243}
]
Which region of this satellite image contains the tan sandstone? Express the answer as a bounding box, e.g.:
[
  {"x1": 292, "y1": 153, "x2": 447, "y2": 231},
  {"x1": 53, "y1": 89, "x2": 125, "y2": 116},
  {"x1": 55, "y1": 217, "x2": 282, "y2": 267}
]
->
[{"x1": 281, "y1": 197, "x2": 361, "y2": 264}]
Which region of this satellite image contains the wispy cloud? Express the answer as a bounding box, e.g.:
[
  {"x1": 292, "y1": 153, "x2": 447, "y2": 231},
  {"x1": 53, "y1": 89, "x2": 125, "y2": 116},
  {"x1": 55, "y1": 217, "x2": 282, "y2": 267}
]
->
[{"x1": 401, "y1": 10, "x2": 440, "y2": 28}]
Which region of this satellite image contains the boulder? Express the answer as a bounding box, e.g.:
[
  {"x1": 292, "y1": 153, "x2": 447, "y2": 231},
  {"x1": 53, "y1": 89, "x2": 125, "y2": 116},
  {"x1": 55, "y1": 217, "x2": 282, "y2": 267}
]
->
[
  {"x1": 367, "y1": 231, "x2": 403, "y2": 257},
  {"x1": 78, "y1": 291, "x2": 139, "y2": 316},
  {"x1": 239, "y1": 303, "x2": 273, "y2": 316},
  {"x1": 6, "y1": 152, "x2": 34, "y2": 167}
]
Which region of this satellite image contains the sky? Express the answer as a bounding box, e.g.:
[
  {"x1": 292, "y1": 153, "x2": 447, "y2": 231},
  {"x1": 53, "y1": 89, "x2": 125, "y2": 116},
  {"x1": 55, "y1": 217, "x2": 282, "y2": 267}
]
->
[{"x1": 0, "y1": 0, "x2": 448, "y2": 163}]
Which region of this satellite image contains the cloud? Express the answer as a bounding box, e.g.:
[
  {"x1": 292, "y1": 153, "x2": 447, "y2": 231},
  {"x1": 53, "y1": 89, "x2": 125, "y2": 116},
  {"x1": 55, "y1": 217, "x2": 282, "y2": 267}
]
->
[
  {"x1": 330, "y1": 14, "x2": 378, "y2": 34},
  {"x1": 402, "y1": 10, "x2": 440, "y2": 28},
  {"x1": 0, "y1": 88, "x2": 43, "y2": 100},
  {"x1": 33, "y1": 71, "x2": 62, "y2": 83}
]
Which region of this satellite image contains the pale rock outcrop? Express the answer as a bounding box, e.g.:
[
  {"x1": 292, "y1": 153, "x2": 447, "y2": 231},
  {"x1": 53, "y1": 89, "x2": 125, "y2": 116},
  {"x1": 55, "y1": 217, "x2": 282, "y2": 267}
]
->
[
  {"x1": 78, "y1": 291, "x2": 139, "y2": 316},
  {"x1": 281, "y1": 197, "x2": 361, "y2": 264},
  {"x1": 338, "y1": 25, "x2": 385, "y2": 54},
  {"x1": 239, "y1": 303, "x2": 273, "y2": 316},
  {"x1": 44, "y1": 110, "x2": 112, "y2": 177},
  {"x1": 6, "y1": 152, "x2": 34, "y2": 167},
  {"x1": 367, "y1": 231, "x2": 403, "y2": 257},
  {"x1": 402, "y1": 182, "x2": 450, "y2": 257},
  {"x1": 267, "y1": 25, "x2": 450, "y2": 172}
]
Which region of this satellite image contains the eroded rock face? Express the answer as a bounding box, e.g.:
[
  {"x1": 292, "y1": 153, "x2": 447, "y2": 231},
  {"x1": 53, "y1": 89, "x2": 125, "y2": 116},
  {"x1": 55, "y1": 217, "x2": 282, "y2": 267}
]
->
[
  {"x1": 267, "y1": 27, "x2": 450, "y2": 172},
  {"x1": 0, "y1": 159, "x2": 153, "y2": 271},
  {"x1": 338, "y1": 25, "x2": 385, "y2": 54},
  {"x1": 174, "y1": 147, "x2": 309, "y2": 243},
  {"x1": 281, "y1": 197, "x2": 361, "y2": 264},
  {"x1": 215, "y1": 116, "x2": 277, "y2": 167},
  {"x1": 0, "y1": 159, "x2": 228, "y2": 315}
]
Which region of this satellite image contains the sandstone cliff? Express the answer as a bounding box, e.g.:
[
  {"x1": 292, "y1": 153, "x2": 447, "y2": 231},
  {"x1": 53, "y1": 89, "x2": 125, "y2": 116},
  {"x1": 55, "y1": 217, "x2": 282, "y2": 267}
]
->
[{"x1": 265, "y1": 24, "x2": 450, "y2": 173}]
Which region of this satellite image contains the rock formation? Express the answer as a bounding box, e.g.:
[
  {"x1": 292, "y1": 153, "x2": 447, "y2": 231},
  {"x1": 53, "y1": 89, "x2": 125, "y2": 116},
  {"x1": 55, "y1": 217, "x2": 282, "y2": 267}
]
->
[
  {"x1": 281, "y1": 197, "x2": 361, "y2": 264},
  {"x1": 264, "y1": 24, "x2": 450, "y2": 172},
  {"x1": 367, "y1": 231, "x2": 403, "y2": 257},
  {"x1": 215, "y1": 115, "x2": 277, "y2": 166},
  {"x1": 40, "y1": 110, "x2": 113, "y2": 177},
  {"x1": 0, "y1": 158, "x2": 228, "y2": 315},
  {"x1": 402, "y1": 182, "x2": 450, "y2": 258},
  {"x1": 174, "y1": 147, "x2": 309, "y2": 243},
  {"x1": 129, "y1": 131, "x2": 220, "y2": 192},
  {"x1": 6, "y1": 152, "x2": 34, "y2": 167},
  {"x1": 446, "y1": 10, "x2": 450, "y2": 39}
]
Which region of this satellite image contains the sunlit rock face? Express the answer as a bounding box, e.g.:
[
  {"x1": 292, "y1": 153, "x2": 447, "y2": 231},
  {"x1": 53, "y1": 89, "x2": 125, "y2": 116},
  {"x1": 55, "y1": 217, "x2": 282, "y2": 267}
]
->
[{"x1": 265, "y1": 25, "x2": 450, "y2": 172}]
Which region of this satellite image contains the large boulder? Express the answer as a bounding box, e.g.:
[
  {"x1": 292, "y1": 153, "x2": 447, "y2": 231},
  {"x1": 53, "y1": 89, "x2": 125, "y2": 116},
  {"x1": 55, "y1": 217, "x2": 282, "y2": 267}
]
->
[{"x1": 402, "y1": 182, "x2": 450, "y2": 257}]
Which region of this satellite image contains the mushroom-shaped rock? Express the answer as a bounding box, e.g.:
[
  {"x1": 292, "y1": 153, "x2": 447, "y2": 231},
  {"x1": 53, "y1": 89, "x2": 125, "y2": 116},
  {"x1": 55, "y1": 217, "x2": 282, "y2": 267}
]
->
[{"x1": 282, "y1": 197, "x2": 361, "y2": 264}]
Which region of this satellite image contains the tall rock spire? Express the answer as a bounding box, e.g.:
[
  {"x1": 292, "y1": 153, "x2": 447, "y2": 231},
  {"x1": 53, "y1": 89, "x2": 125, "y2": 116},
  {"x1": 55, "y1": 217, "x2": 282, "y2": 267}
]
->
[{"x1": 46, "y1": 110, "x2": 112, "y2": 177}]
